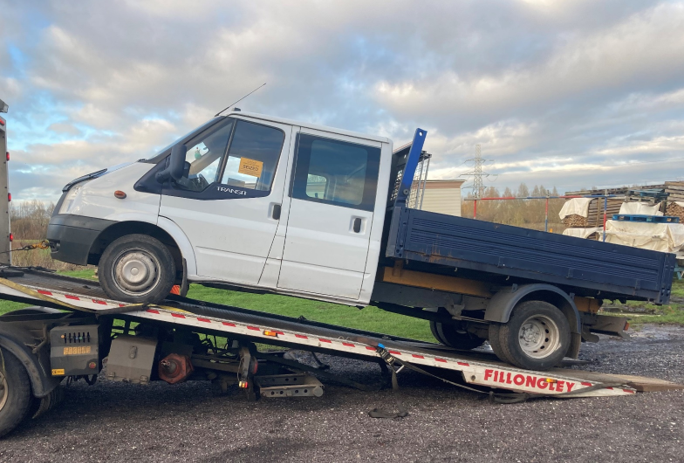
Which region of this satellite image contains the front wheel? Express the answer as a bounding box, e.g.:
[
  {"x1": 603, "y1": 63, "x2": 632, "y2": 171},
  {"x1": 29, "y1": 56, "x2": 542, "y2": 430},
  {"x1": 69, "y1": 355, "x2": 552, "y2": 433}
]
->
[
  {"x1": 489, "y1": 300, "x2": 571, "y2": 371},
  {"x1": 0, "y1": 349, "x2": 33, "y2": 438},
  {"x1": 99, "y1": 234, "x2": 176, "y2": 304}
]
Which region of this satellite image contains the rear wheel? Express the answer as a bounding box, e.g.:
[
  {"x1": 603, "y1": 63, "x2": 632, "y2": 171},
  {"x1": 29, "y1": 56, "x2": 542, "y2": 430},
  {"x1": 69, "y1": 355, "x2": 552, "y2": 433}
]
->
[
  {"x1": 99, "y1": 234, "x2": 176, "y2": 304},
  {"x1": 430, "y1": 321, "x2": 484, "y2": 350},
  {"x1": 0, "y1": 349, "x2": 33, "y2": 438},
  {"x1": 490, "y1": 300, "x2": 571, "y2": 370}
]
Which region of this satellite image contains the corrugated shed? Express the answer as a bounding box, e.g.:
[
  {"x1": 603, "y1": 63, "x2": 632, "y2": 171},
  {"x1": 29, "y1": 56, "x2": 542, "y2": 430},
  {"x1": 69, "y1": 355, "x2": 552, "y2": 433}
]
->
[{"x1": 419, "y1": 180, "x2": 464, "y2": 217}]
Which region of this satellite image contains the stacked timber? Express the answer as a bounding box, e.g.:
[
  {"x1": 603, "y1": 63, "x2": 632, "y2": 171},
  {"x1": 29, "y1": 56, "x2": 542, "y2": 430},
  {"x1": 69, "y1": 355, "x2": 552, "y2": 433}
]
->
[
  {"x1": 665, "y1": 181, "x2": 684, "y2": 202},
  {"x1": 561, "y1": 198, "x2": 623, "y2": 228},
  {"x1": 666, "y1": 202, "x2": 684, "y2": 223},
  {"x1": 664, "y1": 182, "x2": 684, "y2": 223},
  {"x1": 563, "y1": 214, "x2": 589, "y2": 227},
  {"x1": 566, "y1": 185, "x2": 667, "y2": 196}
]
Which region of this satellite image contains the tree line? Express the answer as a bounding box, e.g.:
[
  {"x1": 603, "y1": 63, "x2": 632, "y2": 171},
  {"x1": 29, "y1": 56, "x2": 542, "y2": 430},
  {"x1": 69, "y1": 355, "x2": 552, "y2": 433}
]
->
[
  {"x1": 11, "y1": 200, "x2": 55, "y2": 240},
  {"x1": 460, "y1": 183, "x2": 567, "y2": 233}
]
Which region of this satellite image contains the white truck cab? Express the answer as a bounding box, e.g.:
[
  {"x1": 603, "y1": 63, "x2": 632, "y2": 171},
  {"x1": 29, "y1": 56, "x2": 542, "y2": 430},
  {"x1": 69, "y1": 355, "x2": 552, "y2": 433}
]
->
[{"x1": 48, "y1": 111, "x2": 393, "y2": 305}]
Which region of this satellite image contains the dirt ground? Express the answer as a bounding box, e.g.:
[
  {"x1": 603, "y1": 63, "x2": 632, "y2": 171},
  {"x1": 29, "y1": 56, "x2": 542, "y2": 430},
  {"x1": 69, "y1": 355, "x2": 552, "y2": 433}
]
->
[{"x1": 1, "y1": 325, "x2": 683, "y2": 463}]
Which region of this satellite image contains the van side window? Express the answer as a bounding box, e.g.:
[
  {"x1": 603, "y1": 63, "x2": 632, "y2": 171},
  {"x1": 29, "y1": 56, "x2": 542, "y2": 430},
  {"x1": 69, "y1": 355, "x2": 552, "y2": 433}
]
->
[
  {"x1": 180, "y1": 120, "x2": 235, "y2": 192},
  {"x1": 220, "y1": 121, "x2": 285, "y2": 191},
  {"x1": 291, "y1": 134, "x2": 380, "y2": 211}
]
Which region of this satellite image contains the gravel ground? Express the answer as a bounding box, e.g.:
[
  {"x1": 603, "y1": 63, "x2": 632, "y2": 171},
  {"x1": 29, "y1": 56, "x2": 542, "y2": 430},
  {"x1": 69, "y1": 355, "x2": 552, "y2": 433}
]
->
[{"x1": 1, "y1": 325, "x2": 683, "y2": 463}]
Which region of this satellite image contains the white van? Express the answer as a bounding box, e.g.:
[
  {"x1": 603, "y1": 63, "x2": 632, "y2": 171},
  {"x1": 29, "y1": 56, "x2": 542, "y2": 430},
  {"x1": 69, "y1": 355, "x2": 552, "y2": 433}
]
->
[{"x1": 48, "y1": 111, "x2": 393, "y2": 306}]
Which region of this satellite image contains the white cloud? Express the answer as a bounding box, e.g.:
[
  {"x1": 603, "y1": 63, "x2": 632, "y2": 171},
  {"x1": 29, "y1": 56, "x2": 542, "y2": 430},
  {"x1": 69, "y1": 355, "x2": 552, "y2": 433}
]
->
[{"x1": 2, "y1": 0, "x2": 684, "y2": 203}]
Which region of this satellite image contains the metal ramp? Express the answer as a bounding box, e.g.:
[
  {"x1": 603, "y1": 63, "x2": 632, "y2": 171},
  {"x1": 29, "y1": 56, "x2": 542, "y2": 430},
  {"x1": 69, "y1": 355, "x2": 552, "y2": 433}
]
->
[{"x1": 1, "y1": 267, "x2": 677, "y2": 398}]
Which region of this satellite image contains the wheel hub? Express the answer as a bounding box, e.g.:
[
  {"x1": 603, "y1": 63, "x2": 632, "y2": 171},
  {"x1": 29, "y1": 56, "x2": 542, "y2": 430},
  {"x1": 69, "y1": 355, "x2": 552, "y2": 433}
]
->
[
  {"x1": 521, "y1": 322, "x2": 543, "y2": 344},
  {"x1": 518, "y1": 315, "x2": 560, "y2": 359},
  {"x1": 113, "y1": 251, "x2": 160, "y2": 295}
]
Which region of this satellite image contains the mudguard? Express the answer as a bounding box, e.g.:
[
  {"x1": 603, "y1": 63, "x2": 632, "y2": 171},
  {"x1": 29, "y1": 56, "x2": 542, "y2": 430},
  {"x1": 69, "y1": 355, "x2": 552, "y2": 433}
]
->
[
  {"x1": 0, "y1": 322, "x2": 61, "y2": 398},
  {"x1": 484, "y1": 284, "x2": 582, "y2": 334}
]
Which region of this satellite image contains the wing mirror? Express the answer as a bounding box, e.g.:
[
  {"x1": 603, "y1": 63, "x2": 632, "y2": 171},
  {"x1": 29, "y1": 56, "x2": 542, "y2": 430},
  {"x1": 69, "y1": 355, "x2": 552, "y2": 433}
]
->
[{"x1": 155, "y1": 143, "x2": 187, "y2": 183}]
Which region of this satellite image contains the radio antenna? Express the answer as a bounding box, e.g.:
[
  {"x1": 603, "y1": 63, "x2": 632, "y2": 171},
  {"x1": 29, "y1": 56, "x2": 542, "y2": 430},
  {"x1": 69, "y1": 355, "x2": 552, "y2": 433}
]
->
[{"x1": 214, "y1": 83, "x2": 266, "y2": 117}]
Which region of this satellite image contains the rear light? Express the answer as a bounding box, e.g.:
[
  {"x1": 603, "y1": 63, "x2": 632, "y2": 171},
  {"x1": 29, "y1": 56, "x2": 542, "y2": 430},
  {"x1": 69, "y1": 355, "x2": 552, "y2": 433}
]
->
[
  {"x1": 7, "y1": 193, "x2": 11, "y2": 202},
  {"x1": 624, "y1": 322, "x2": 630, "y2": 332},
  {"x1": 0, "y1": 119, "x2": 5, "y2": 126},
  {"x1": 5, "y1": 152, "x2": 8, "y2": 161},
  {"x1": 8, "y1": 233, "x2": 13, "y2": 242}
]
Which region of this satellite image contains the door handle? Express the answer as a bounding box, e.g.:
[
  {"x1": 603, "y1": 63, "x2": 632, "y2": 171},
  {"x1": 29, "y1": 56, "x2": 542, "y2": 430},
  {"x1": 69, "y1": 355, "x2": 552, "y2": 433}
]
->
[
  {"x1": 272, "y1": 204, "x2": 281, "y2": 220},
  {"x1": 353, "y1": 217, "x2": 362, "y2": 233}
]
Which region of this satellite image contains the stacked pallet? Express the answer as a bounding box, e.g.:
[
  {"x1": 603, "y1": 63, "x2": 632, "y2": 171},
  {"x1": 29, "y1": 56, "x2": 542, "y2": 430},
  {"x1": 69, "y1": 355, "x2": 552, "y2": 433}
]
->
[{"x1": 561, "y1": 198, "x2": 623, "y2": 228}]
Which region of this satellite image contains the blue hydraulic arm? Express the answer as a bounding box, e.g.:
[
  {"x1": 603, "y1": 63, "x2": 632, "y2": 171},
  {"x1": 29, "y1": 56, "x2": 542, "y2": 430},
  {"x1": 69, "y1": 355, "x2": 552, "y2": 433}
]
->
[{"x1": 393, "y1": 128, "x2": 427, "y2": 206}]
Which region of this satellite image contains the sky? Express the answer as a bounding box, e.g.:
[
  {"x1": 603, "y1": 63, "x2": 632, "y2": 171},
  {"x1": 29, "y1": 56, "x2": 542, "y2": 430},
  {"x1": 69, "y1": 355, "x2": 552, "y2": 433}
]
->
[{"x1": 2, "y1": 0, "x2": 684, "y2": 202}]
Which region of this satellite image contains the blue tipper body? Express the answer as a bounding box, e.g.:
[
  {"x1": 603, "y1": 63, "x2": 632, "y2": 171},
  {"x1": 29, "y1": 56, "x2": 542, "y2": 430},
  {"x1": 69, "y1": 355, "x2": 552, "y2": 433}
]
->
[{"x1": 384, "y1": 128, "x2": 675, "y2": 304}]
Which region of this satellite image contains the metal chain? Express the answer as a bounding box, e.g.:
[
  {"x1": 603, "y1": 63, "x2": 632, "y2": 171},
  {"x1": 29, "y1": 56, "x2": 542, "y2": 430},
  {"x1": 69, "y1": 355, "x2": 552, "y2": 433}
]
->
[{"x1": 0, "y1": 239, "x2": 50, "y2": 256}]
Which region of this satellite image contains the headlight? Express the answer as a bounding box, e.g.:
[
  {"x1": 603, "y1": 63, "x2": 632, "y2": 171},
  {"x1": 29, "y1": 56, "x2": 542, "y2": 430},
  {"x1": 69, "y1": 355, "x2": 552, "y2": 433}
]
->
[{"x1": 59, "y1": 185, "x2": 83, "y2": 214}]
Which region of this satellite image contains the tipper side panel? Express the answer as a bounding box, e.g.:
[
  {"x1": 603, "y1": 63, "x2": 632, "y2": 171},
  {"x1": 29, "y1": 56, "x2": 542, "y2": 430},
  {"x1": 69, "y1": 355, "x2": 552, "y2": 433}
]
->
[{"x1": 387, "y1": 207, "x2": 675, "y2": 303}]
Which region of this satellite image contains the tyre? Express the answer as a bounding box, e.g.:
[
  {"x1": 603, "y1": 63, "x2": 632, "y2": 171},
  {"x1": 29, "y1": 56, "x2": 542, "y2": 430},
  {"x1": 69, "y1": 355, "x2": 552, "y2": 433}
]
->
[
  {"x1": 487, "y1": 322, "x2": 511, "y2": 363},
  {"x1": 99, "y1": 234, "x2": 176, "y2": 304},
  {"x1": 494, "y1": 300, "x2": 571, "y2": 370},
  {"x1": 430, "y1": 321, "x2": 484, "y2": 350},
  {"x1": 0, "y1": 349, "x2": 33, "y2": 438}
]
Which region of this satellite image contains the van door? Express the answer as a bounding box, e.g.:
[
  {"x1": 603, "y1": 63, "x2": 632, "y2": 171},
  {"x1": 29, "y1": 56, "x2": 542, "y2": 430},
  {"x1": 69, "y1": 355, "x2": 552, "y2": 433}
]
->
[
  {"x1": 277, "y1": 129, "x2": 382, "y2": 300},
  {"x1": 159, "y1": 117, "x2": 292, "y2": 286}
]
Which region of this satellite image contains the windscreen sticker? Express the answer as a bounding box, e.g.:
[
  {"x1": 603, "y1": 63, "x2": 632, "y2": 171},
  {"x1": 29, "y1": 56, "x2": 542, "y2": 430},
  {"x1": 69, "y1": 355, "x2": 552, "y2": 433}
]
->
[{"x1": 238, "y1": 157, "x2": 263, "y2": 177}]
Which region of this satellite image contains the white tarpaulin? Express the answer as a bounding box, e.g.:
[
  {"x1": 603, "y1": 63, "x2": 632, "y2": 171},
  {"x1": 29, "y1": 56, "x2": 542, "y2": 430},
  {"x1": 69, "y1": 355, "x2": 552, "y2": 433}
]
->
[
  {"x1": 558, "y1": 198, "x2": 593, "y2": 219},
  {"x1": 618, "y1": 202, "x2": 663, "y2": 216},
  {"x1": 604, "y1": 220, "x2": 684, "y2": 253},
  {"x1": 562, "y1": 227, "x2": 603, "y2": 239}
]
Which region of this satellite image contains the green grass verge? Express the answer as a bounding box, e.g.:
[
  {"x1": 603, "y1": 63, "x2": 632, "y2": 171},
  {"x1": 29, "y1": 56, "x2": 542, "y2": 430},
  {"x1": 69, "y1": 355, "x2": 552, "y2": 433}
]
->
[
  {"x1": 622, "y1": 279, "x2": 684, "y2": 326},
  {"x1": 185, "y1": 284, "x2": 433, "y2": 341}
]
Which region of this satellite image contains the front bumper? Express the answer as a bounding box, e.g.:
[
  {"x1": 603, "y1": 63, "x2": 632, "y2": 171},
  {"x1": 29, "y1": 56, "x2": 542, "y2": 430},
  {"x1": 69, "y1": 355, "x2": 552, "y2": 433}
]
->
[{"x1": 47, "y1": 214, "x2": 117, "y2": 265}]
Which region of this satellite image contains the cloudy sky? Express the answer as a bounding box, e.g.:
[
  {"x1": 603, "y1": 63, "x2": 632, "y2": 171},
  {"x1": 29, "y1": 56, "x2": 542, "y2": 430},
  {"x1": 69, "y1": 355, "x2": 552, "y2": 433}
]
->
[{"x1": 2, "y1": 0, "x2": 684, "y2": 202}]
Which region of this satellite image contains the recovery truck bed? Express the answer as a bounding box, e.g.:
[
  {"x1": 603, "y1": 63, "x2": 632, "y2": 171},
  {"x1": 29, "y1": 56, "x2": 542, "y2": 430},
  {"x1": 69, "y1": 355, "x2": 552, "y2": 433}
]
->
[{"x1": 0, "y1": 268, "x2": 646, "y2": 397}]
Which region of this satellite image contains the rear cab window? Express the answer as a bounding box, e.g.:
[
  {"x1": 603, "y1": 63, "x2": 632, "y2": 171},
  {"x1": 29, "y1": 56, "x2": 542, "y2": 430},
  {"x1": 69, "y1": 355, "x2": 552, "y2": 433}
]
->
[{"x1": 291, "y1": 134, "x2": 381, "y2": 211}]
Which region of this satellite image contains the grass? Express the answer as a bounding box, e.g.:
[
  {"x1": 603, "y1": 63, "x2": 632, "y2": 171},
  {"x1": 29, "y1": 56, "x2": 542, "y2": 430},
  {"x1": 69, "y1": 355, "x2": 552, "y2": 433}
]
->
[
  {"x1": 185, "y1": 284, "x2": 433, "y2": 341},
  {"x1": 618, "y1": 278, "x2": 684, "y2": 326},
  {"x1": 2, "y1": 267, "x2": 683, "y2": 334}
]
